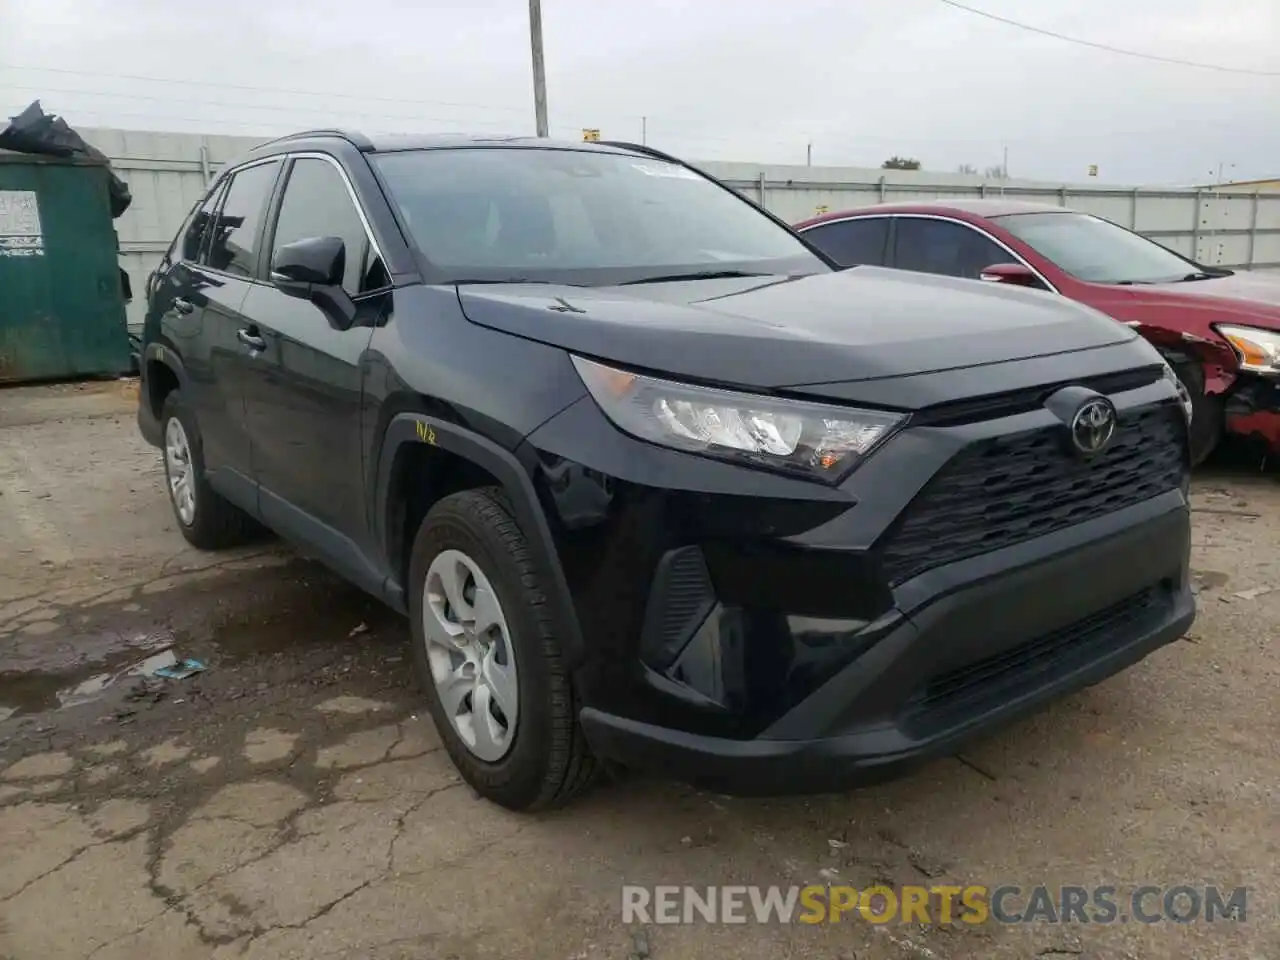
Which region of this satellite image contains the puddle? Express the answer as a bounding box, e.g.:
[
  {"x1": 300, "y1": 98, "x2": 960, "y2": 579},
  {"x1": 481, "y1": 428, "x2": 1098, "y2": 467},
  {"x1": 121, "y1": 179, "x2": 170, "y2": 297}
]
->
[
  {"x1": 0, "y1": 561, "x2": 403, "y2": 722},
  {"x1": 0, "y1": 638, "x2": 182, "y2": 719}
]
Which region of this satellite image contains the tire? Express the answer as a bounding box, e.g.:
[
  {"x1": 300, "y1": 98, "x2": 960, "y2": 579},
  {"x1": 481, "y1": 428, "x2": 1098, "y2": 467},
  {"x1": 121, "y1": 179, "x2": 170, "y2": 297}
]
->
[
  {"x1": 1174, "y1": 363, "x2": 1223, "y2": 467},
  {"x1": 159, "y1": 390, "x2": 262, "y2": 550},
  {"x1": 407, "y1": 487, "x2": 597, "y2": 811}
]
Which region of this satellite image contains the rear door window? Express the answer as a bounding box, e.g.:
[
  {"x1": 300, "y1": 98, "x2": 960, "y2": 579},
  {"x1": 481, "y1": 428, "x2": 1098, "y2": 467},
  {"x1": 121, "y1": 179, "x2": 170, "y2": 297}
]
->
[
  {"x1": 206, "y1": 160, "x2": 282, "y2": 278},
  {"x1": 892, "y1": 218, "x2": 1012, "y2": 280},
  {"x1": 802, "y1": 217, "x2": 889, "y2": 268}
]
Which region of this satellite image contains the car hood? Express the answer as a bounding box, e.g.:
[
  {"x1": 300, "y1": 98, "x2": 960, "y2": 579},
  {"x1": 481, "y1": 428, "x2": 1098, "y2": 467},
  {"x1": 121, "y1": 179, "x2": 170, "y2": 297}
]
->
[
  {"x1": 1128, "y1": 271, "x2": 1280, "y2": 327},
  {"x1": 455, "y1": 267, "x2": 1136, "y2": 390}
]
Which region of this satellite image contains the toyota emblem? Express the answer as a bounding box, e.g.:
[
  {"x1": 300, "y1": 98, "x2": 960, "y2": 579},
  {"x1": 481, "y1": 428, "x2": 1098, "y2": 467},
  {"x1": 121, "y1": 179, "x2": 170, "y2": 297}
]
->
[{"x1": 1070, "y1": 398, "x2": 1117, "y2": 456}]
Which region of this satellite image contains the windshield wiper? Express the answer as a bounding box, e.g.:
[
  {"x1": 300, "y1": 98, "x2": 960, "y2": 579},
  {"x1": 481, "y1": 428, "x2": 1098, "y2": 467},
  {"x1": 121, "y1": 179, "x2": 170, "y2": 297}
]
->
[
  {"x1": 617, "y1": 270, "x2": 774, "y2": 285},
  {"x1": 1114, "y1": 272, "x2": 1218, "y2": 285},
  {"x1": 453, "y1": 278, "x2": 590, "y2": 287}
]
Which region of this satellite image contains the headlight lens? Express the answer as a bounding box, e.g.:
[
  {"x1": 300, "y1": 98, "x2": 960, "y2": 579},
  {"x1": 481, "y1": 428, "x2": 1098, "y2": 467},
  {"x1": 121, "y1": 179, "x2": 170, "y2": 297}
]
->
[
  {"x1": 572, "y1": 356, "x2": 904, "y2": 481},
  {"x1": 1161, "y1": 362, "x2": 1194, "y2": 424},
  {"x1": 1215, "y1": 324, "x2": 1280, "y2": 375}
]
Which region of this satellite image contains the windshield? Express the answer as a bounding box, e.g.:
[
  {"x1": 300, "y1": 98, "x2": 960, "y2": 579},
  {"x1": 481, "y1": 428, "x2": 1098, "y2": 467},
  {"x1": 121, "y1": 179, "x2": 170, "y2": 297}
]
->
[
  {"x1": 372, "y1": 147, "x2": 822, "y2": 285},
  {"x1": 995, "y1": 211, "x2": 1201, "y2": 284}
]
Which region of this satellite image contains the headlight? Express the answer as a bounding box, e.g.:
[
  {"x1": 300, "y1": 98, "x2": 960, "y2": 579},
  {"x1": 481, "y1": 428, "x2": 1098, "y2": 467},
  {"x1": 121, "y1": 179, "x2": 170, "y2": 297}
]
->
[
  {"x1": 1214, "y1": 324, "x2": 1280, "y2": 375},
  {"x1": 1160, "y1": 362, "x2": 1194, "y2": 424},
  {"x1": 572, "y1": 356, "x2": 905, "y2": 482}
]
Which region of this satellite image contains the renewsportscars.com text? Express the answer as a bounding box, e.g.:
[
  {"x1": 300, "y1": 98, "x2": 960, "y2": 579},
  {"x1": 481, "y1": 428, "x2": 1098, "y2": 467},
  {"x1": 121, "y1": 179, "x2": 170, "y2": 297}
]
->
[{"x1": 621, "y1": 884, "x2": 1248, "y2": 925}]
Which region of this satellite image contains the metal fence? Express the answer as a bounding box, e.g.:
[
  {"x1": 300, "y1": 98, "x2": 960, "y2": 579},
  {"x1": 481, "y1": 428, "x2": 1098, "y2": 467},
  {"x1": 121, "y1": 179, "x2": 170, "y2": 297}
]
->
[
  {"x1": 708, "y1": 162, "x2": 1280, "y2": 274},
  {"x1": 84, "y1": 127, "x2": 1280, "y2": 330}
]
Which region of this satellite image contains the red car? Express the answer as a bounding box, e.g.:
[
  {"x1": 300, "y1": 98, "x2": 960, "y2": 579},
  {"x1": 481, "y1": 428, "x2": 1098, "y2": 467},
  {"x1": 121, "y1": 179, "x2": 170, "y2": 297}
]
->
[{"x1": 795, "y1": 199, "x2": 1280, "y2": 465}]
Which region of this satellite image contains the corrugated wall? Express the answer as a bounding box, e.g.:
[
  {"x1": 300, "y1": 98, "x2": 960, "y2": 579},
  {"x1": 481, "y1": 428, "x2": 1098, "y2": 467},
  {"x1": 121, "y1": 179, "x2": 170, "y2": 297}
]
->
[
  {"x1": 82, "y1": 128, "x2": 263, "y2": 329},
  {"x1": 709, "y1": 163, "x2": 1280, "y2": 272},
  {"x1": 83, "y1": 127, "x2": 1280, "y2": 330}
]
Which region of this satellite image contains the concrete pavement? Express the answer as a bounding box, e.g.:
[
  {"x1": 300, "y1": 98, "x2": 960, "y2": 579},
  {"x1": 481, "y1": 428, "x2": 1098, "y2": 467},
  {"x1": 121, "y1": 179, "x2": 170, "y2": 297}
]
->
[{"x1": 2, "y1": 381, "x2": 1278, "y2": 959}]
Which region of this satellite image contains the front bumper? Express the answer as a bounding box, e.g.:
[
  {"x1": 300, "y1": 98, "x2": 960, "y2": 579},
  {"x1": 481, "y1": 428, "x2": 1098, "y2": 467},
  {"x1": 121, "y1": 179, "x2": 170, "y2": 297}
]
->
[
  {"x1": 524, "y1": 367, "x2": 1194, "y2": 795},
  {"x1": 1224, "y1": 373, "x2": 1280, "y2": 453},
  {"x1": 580, "y1": 501, "x2": 1193, "y2": 794}
]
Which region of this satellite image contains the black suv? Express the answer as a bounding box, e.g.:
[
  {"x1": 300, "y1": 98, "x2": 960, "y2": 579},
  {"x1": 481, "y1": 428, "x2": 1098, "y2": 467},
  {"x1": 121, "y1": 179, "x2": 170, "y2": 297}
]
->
[{"x1": 137, "y1": 130, "x2": 1195, "y2": 811}]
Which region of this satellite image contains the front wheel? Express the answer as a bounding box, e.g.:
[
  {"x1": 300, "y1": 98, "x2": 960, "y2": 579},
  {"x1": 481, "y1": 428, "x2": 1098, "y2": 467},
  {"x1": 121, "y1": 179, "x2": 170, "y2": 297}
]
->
[
  {"x1": 407, "y1": 488, "x2": 597, "y2": 811},
  {"x1": 1174, "y1": 363, "x2": 1223, "y2": 467}
]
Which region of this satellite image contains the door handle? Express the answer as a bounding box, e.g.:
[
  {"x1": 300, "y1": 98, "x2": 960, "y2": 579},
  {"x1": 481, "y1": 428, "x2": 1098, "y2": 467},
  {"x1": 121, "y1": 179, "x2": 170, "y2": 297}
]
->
[
  {"x1": 237, "y1": 328, "x2": 266, "y2": 351},
  {"x1": 172, "y1": 297, "x2": 194, "y2": 315}
]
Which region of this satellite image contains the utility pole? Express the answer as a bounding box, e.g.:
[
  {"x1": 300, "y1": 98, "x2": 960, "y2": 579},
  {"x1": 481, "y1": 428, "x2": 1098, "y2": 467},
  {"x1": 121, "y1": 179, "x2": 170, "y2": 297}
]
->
[
  {"x1": 806, "y1": 142, "x2": 812, "y2": 166},
  {"x1": 641, "y1": 116, "x2": 647, "y2": 145},
  {"x1": 1002, "y1": 144, "x2": 1009, "y2": 179},
  {"x1": 528, "y1": 0, "x2": 549, "y2": 137}
]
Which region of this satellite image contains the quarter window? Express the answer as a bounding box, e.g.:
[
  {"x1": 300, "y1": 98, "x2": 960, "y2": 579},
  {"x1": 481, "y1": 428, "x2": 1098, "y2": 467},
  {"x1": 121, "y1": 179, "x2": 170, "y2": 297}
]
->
[
  {"x1": 176, "y1": 185, "x2": 223, "y2": 264},
  {"x1": 893, "y1": 218, "x2": 1013, "y2": 281},
  {"x1": 206, "y1": 161, "x2": 281, "y2": 278}
]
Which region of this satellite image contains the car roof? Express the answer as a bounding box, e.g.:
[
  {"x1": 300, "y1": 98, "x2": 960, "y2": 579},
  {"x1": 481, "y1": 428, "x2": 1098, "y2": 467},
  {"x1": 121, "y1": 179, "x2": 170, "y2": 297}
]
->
[
  {"x1": 799, "y1": 197, "x2": 1078, "y2": 226},
  {"x1": 237, "y1": 128, "x2": 659, "y2": 162}
]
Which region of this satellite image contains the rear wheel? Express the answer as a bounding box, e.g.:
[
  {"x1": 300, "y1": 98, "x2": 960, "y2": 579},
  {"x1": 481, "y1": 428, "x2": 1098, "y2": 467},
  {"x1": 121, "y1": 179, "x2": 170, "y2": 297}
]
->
[
  {"x1": 1174, "y1": 363, "x2": 1223, "y2": 467},
  {"x1": 160, "y1": 390, "x2": 262, "y2": 549},
  {"x1": 408, "y1": 487, "x2": 597, "y2": 810}
]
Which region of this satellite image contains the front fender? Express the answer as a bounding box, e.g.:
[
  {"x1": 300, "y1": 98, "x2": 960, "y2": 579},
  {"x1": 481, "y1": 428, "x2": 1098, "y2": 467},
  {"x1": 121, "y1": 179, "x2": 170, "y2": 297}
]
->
[
  {"x1": 1126, "y1": 322, "x2": 1238, "y2": 396},
  {"x1": 372, "y1": 413, "x2": 586, "y2": 667}
]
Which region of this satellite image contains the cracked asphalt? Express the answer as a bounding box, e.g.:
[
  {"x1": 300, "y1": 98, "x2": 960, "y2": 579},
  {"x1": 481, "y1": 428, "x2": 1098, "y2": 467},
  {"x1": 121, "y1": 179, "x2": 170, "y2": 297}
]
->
[{"x1": 2, "y1": 381, "x2": 1279, "y2": 960}]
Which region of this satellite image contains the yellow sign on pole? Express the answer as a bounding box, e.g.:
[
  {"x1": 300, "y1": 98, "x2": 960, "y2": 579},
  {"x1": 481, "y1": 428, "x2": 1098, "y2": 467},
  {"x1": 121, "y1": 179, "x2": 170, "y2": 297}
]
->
[
  {"x1": 582, "y1": 129, "x2": 601, "y2": 142},
  {"x1": 815, "y1": 204, "x2": 829, "y2": 215},
  {"x1": 1088, "y1": 164, "x2": 1099, "y2": 177}
]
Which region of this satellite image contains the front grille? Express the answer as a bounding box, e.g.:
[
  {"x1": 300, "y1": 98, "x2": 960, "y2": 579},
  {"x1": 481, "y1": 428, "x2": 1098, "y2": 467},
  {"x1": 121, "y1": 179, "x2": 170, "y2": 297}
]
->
[
  {"x1": 913, "y1": 366, "x2": 1163, "y2": 427},
  {"x1": 881, "y1": 404, "x2": 1186, "y2": 586},
  {"x1": 909, "y1": 586, "x2": 1167, "y2": 723}
]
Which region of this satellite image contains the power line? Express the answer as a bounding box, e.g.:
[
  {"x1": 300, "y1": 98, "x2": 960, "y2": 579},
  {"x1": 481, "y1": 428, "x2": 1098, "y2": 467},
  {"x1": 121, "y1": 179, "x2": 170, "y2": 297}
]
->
[
  {"x1": 0, "y1": 63, "x2": 800, "y2": 149},
  {"x1": 3, "y1": 82, "x2": 528, "y2": 130},
  {"x1": 935, "y1": 0, "x2": 1280, "y2": 76},
  {"x1": 0, "y1": 61, "x2": 535, "y2": 115}
]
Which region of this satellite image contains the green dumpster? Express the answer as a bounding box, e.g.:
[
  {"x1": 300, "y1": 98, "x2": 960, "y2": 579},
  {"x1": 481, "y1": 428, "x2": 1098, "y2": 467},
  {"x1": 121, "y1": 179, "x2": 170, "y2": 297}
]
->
[{"x1": 0, "y1": 149, "x2": 130, "y2": 383}]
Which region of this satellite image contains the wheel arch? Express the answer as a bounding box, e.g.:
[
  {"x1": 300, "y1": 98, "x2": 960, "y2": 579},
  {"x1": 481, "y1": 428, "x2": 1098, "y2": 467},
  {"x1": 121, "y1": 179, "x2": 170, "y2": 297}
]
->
[
  {"x1": 374, "y1": 413, "x2": 586, "y2": 667},
  {"x1": 142, "y1": 341, "x2": 191, "y2": 419}
]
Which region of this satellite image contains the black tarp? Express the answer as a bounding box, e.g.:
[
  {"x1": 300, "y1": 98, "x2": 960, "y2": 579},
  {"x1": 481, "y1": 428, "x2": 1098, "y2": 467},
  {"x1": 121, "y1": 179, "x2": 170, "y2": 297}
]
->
[{"x1": 0, "y1": 100, "x2": 132, "y2": 218}]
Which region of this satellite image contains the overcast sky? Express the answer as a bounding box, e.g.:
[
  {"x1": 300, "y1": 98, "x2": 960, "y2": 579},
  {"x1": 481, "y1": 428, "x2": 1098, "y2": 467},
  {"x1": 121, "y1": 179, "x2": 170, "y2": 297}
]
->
[{"x1": 1, "y1": 0, "x2": 1276, "y2": 184}]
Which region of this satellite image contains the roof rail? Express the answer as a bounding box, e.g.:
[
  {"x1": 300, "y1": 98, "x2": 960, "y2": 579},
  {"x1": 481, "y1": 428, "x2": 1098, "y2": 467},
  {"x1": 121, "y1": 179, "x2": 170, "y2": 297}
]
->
[{"x1": 254, "y1": 128, "x2": 375, "y2": 152}]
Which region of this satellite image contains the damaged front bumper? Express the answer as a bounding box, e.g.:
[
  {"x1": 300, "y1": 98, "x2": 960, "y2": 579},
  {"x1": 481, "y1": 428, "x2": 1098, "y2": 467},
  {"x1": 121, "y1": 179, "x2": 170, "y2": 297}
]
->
[{"x1": 1224, "y1": 375, "x2": 1280, "y2": 453}]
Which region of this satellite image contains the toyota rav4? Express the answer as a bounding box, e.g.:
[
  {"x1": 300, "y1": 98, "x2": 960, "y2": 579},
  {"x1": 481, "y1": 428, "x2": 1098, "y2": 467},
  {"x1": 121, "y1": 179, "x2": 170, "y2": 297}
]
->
[{"x1": 137, "y1": 131, "x2": 1196, "y2": 811}]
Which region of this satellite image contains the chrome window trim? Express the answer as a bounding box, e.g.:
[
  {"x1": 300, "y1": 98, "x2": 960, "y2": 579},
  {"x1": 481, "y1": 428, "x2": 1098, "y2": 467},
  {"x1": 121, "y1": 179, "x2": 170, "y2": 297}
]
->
[
  {"x1": 799, "y1": 212, "x2": 1060, "y2": 294},
  {"x1": 281, "y1": 151, "x2": 386, "y2": 274}
]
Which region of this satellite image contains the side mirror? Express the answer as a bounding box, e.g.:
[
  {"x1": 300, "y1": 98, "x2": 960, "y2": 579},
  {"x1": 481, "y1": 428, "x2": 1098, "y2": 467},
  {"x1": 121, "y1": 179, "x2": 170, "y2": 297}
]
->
[
  {"x1": 978, "y1": 262, "x2": 1043, "y2": 289},
  {"x1": 270, "y1": 236, "x2": 357, "y2": 329}
]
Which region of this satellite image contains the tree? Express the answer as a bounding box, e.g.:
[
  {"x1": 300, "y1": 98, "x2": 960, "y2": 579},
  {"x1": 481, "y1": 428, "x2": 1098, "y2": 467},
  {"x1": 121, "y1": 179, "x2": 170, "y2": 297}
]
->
[
  {"x1": 882, "y1": 156, "x2": 921, "y2": 171},
  {"x1": 957, "y1": 163, "x2": 978, "y2": 175},
  {"x1": 984, "y1": 164, "x2": 1008, "y2": 179}
]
